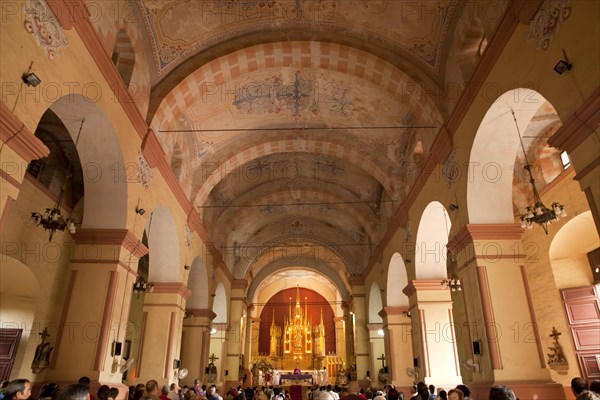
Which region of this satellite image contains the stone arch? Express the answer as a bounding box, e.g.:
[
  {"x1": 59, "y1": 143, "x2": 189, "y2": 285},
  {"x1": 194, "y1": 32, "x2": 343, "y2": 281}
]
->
[
  {"x1": 467, "y1": 88, "x2": 559, "y2": 224},
  {"x1": 368, "y1": 282, "x2": 384, "y2": 323},
  {"x1": 386, "y1": 252, "x2": 409, "y2": 307},
  {"x1": 415, "y1": 201, "x2": 451, "y2": 279},
  {"x1": 193, "y1": 139, "x2": 398, "y2": 207},
  {"x1": 212, "y1": 282, "x2": 228, "y2": 324},
  {"x1": 186, "y1": 256, "x2": 209, "y2": 309},
  {"x1": 145, "y1": 206, "x2": 181, "y2": 282},
  {"x1": 111, "y1": 29, "x2": 135, "y2": 88},
  {"x1": 549, "y1": 211, "x2": 599, "y2": 289},
  {"x1": 49, "y1": 94, "x2": 127, "y2": 229},
  {"x1": 247, "y1": 259, "x2": 349, "y2": 304}
]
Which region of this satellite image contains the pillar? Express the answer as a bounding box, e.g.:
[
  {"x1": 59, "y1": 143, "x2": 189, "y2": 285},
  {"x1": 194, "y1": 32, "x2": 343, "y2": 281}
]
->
[
  {"x1": 136, "y1": 282, "x2": 191, "y2": 385},
  {"x1": 379, "y1": 307, "x2": 413, "y2": 394},
  {"x1": 45, "y1": 229, "x2": 147, "y2": 393},
  {"x1": 447, "y1": 224, "x2": 565, "y2": 400},
  {"x1": 342, "y1": 302, "x2": 354, "y2": 370},
  {"x1": 404, "y1": 280, "x2": 462, "y2": 389},
  {"x1": 181, "y1": 309, "x2": 216, "y2": 386},
  {"x1": 224, "y1": 282, "x2": 248, "y2": 388},
  {"x1": 366, "y1": 323, "x2": 385, "y2": 385},
  {"x1": 348, "y1": 280, "x2": 370, "y2": 383}
]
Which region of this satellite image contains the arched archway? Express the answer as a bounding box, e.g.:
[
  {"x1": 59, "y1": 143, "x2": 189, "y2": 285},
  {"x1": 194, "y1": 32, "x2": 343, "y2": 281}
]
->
[
  {"x1": 49, "y1": 94, "x2": 127, "y2": 229},
  {"x1": 550, "y1": 211, "x2": 599, "y2": 289},
  {"x1": 146, "y1": 206, "x2": 181, "y2": 282},
  {"x1": 213, "y1": 282, "x2": 228, "y2": 324},
  {"x1": 186, "y1": 256, "x2": 209, "y2": 309},
  {"x1": 415, "y1": 201, "x2": 451, "y2": 279},
  {"x1": 386, "y1": 252, "x2": 409, "y2": 307},
  {"x1": 368, "y1": 282, "x2": 383, "y2": 323},
  {"x1": 467, "y1": 88, "x2": 559, "y2": 224}
]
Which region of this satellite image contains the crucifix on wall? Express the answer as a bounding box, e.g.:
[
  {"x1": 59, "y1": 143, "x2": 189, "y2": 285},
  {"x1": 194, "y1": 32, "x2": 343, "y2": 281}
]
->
[{"x1": 377, "y1": 353, "x2": 386, "y2": 370}]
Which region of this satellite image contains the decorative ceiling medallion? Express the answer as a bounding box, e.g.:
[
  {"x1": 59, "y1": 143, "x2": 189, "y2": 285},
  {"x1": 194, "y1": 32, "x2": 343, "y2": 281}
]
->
[
  {"x1": 137, "y1": 151, "x2": 153, "y2": 190},
  {"x1": 23, "y1": 0, "x2": 68, "y2": 60},
  {"x1": 232, "y1": 71, "x2": 352, "y2": 118},
  {"x1": 528, "y1": 0, "x2": 571, "y2": 50}
]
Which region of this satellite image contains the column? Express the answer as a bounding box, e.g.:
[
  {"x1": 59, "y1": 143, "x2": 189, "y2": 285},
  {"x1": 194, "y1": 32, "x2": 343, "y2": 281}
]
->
[
  {"x1": 379, "y1": 307, "x2": 413, "y2": 393},
  {"x1": 224, "y1": 282, "x2": 247, "y2": 388},
  {"x1": 348, "y1": 280, "x2": 370, "y2": 383},
  {"x1": 447, "y1": 224, "x2": 564, "y2": 399},
  {"x1": 366, "y1": 323, "x2": 385, "y2": 385},
  {"x1": 342, "y1": 302, "x2": 355, "y2": 370},
  {"x1": 45, "y1": 229, "x2": 147, "y2": 389},
  {"x1": 404, "y1": 280, "x2": 462, "y2": 389},
  {"x1": 249, "y1": 315, "x2": 260, "y2": 358},
  {"x1": 181, "y1": 309, "x2": 216, "y2": 386},
  {"x1": 136, "y1": 282, "x2": 191, "y2": 385},
  {"x1": 334, "y1": 316, "x2": 346, "y2": 359}
]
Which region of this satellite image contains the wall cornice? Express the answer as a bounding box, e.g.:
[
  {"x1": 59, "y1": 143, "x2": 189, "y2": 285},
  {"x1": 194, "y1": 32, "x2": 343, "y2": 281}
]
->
[
  {"x1": 72, "y1": 228, "x2": 149, "y2": 258},
  {"x1": 0, "y1": 102, "x2": 49, "y2": 162},
  {"x1": 547, "y1": 88, "x2": 600, "y2": 153}
]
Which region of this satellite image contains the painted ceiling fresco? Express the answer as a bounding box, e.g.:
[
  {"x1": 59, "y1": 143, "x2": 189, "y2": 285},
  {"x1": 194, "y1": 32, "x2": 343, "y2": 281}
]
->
[{"x1": 138, "y1": 0, "x2": 460, "y2": 77}]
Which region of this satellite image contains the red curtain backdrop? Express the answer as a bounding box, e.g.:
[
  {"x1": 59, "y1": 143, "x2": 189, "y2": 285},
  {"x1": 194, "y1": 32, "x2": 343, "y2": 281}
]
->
[{"x1": 258, "y1": 287, "x2": 336, "y2": 354}]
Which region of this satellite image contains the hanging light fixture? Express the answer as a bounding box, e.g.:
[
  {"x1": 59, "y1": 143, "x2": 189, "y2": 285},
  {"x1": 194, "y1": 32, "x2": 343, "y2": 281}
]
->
[
  {"x1": 133, "y1": 277, "x2": 154, "y2": 296},
  {"x1": 512, "y1": 110, "x2": 566, "y2": 234},
  {"x1": 30, "y1": 119, "x2": 85, "y2": 241},
  {"x1": 30, "y1": 177, "x2": 76, "y2": 241},
  {"x1": 441, "y1": 276, "x2": 462, "y2": 292}
]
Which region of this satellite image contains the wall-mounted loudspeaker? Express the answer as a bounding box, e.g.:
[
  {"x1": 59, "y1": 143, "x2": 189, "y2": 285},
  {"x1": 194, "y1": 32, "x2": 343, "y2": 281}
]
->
[
  {"x1": 112, "y1": 341, "x2": 122, "y2": 356},
  {"x1": 473, "y1": 340, "x2": 482, "y2": 355}
]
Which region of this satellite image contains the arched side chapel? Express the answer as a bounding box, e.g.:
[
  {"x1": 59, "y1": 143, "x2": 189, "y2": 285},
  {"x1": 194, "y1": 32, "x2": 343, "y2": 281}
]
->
[{"x1": 0, "y1": 1, "x2": 598, "y2": 400}]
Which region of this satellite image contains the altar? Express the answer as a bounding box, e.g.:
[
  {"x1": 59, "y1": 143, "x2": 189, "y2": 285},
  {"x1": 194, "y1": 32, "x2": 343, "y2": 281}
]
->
[{"x1": 279, "y1": 373, "x2": 314, "y2": 384}]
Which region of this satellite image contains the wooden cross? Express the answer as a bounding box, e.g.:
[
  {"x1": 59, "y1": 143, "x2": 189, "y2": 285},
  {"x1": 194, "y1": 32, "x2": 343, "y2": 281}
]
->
[
  {"x1": 377, "y1": 353, "x2": 386, "y2": 369},
  {"x1": 208, "y1": 353, "x2": 219, "y2": 364},
  {"x1": 39, "y1": 327, "x2": 50, "y2": 342},
  {"x1": 549, "y1": 327, "x2": 561, "y2": 341}
]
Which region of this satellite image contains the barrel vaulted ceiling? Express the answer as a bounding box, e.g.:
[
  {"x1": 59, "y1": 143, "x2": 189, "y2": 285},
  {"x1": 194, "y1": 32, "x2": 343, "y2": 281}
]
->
[{"x1": 135, "y1": 0, "x2": 510, "y2": 283}]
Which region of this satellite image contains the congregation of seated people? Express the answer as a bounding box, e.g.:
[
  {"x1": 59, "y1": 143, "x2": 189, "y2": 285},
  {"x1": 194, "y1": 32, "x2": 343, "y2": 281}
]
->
[{"x1": 1, "y1": 375, "x2": 600, "y2": 400}]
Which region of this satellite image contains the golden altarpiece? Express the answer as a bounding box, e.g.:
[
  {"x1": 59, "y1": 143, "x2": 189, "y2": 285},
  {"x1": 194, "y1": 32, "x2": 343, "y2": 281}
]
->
[{"x1": 268, "y1": 286, "x2": 327, "y2": 371}]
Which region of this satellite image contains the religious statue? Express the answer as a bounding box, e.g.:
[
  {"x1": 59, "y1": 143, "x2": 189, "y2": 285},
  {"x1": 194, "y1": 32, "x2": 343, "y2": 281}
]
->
[
  {"x1": 206, "y1": 353, "x2": 219, "y2": 383},
  {"x1": 31, "y1": 328, "x2": 53, "y2": 374}
]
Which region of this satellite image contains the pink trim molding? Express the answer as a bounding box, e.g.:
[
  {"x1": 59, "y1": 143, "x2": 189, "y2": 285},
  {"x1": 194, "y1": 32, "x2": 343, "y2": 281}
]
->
[
  {"x1": 72, "y1": 229, "x2": 149, "y2": 258},
  {"x1": 0, "y1": 102, "x2": 49, "y2": 162}
]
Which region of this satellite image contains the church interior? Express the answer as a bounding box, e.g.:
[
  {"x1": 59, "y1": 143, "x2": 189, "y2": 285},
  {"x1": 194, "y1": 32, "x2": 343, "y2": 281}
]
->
[{"x1": 0, "y1": 1, "x2": 599, "y2": 399}]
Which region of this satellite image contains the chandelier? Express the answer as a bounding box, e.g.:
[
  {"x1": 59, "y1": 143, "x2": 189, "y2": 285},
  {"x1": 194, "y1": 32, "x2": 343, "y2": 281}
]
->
[
  {"x1": 30, "y1": 119, "x2": 85, "y2": 241},
  {"x1": 512, "y1": 110, "x2": 566, "y2": 234},
  {"x1": 30, "y1": 179, "x2": 76, "y2": 241},
  {"x1": 133, "y1": 277, "x2": 154, "y2": 296},
  {"x1": 441, "y1": 276, "x2": 462, "y2": 292}
]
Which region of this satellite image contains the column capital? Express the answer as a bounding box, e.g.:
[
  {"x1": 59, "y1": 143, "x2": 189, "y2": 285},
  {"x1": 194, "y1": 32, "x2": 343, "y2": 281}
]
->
[
  {"x1": 186, "y1": 308, "x2": 217, "y2": 320},
  {"x1": 447, "y1": 224, "x2": 523, "y2": 255},
  {"x1": 378, "y1": 306, "x2": 409, "y2": 319},
  {"x1": 72, "y1": 228, "x2": 149, "y2": 258},
  {"x1": 366, "y1": 323, "x2": 383, "y2": 331},
  {"x1": 152, "y1": 282, "x2": 192, "y2": 299},
  {"x1": 403, "y1": 279, "x2": 445, "y2": 297},
  {"x1": 232, "y1": 279, "x2": 248, "y2": 289}
]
